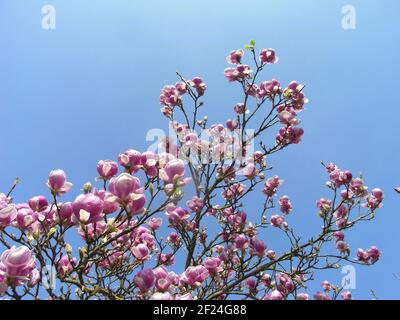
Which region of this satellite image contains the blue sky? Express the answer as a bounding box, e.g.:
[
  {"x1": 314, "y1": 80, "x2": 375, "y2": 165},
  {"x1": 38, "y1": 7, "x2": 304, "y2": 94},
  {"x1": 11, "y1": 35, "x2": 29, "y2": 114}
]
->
[{"x1": 0, "y1": 0, "x2": 399, "y2": 299}]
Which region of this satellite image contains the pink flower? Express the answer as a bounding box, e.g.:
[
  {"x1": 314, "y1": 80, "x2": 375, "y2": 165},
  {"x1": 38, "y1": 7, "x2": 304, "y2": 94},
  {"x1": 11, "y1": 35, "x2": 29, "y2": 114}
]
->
[
  {"x1": 242, "y1": 163, "x2": 257, "y2": 179},
  {"x1": 28, "y1": 196, "x2": 48, "y2": 212},
  {"x1": 160, "y1": 85, "x2": 183, "y2": 107},
  {"x1": 279, "y1": 195, "x2": 292, "y2": 215},
  {"x1": 0, "y1": 246, "x2": 36, "y2": 286},
  {"x1": 0, "y1": 205, "x2": 17, "y2": 228},
  {"x1": 126, "y1": 192, "x2": 146, "y2": 215},
  {"x1": 160, "y1": 159, "x2": 186, "y2": 184},
  {"x1": 226, "y1": 49, "x2": 244, "y2": 64},
  {"x1": 132, "y1": 243, "x2": 150, "y2": 261},
  {"x1": 16, "y1": 205, "x2": 38, "y2": 230},
  {"x1": 186, "y1": 197, "x2": 204, "y2": 212},
  {"x1": 341, "y1": 291, "x2": 352, "y2": 300},
  {"x1": 357, "y1": 246, "x2": 381, "y2": 264},
  {"x1": 263, "y1": 290, "x2": 284, "y2": 300},
  {"x1": 234, "y1": 234, "x2": 248, "y2": 250},
  {"x1": 56, "y1": 255, "x2": 76, "y2": 278},
  {"x1": 259, "y1": 48, "x2": 278, "y2": 64},
  {"x1": 316, "y1": 198, "x2": 332, "y2": 212},
  {"x1": 204, "y1": 257, "x2": 222, "y2": 274},
  {"x1": 283, "y1": 81, "x2": 308, "y2": 110},
  {"x1": 182, "y1": 265, "x2": 209, "y2": 287},
  {"x1": 109, "y1": 173, "x2": 141, "y2": 201},
  {"x1": 224, "y1": 65, "x2": 252, "y2": 82},
  {"x1": 276, "y1": 126, "x2": 304, "y2": 145},
  {"x1": 72, "y1": 193, "x2": 104, "y2": 224},
  {"x1": 245, "y1": 278, "x2": 257, "y2": 293},
  {"x1": 165, "y1": 206, "x2": 190, "y2": 225},
  {"x1": 257, "y1": 79, "x2": 282, "y2": 99},
  {"x1": 333, "y1": 231, "x2": 345, "y2": 242},
  {"x1": 314, "y1": 291, "x2": 330, "y2": 300},
  {"x1": 270, "y1": 215, "x2": 285, "y2": 228},
  {"x1": 97, "y1": 160, "x2": 118, "y2": 180},
  {"x1": 250, "y1": 237, "x2": 267, "y2": 258},
  {"x1": 221, "y1": 183, "x2": 246, "y2": 200},
  {"x1": 296, "y1": 293, "x2": 309, "y2": 300},
  {"x1": 134, "y1": 269, "x2": 155, "y2": 292},
  {"x1": 94, "y1": 190, "x2": 119, "y2": 214},
  {"x1": 226, "y1": 119, "x2": 238, "y2": 131},
  {"x1": 262, "y1": 176, "x2": 282, "y2": 197},
  {"x1": 59, "y1": 202, "x2": 74, "y2": 224},
  {"x1": 329, "y1": 168, "x2": 353, "y2": 187},
  {"x1": 148, "y1": 217, "x2": 162, "y2": 230},
  {"x1": 364, "y1": 188, "x2": 384, "y2": 210},
  {"x1": 190, "y1": 77, "x2": 206, "y2": 96},
  {"x1": 118, "y1": 149, "x2": 144, "y2": 174},
  {"x1": 142, "y1": 151, "x2": 159, "y2": 177},
  {"x1": 234, "y1": 103, "x2": 246, "y2": 114},
  {"x1": 47, "y1": 169, "x2": 72, "y2": 196},
  {"x1": 336, "y1": 240, "x2": 349, "y2": 253}
]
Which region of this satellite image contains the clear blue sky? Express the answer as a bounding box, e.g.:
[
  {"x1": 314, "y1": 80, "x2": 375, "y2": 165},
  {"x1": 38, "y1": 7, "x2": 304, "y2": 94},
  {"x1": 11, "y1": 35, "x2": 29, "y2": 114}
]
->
[{"x1": 0, "y1": 0, "x2": 399, "y2": 299}]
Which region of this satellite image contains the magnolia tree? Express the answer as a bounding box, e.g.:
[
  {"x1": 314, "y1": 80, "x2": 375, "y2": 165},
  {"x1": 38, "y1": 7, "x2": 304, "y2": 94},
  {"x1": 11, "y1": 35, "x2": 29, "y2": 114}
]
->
[{"x1": 0, "y1": 41, "x2": 383, "y2": 300}]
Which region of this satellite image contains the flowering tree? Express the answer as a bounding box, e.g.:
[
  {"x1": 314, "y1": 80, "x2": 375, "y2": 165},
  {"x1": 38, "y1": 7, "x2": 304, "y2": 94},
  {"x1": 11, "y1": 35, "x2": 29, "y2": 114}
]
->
[{"x1": 0, "y1": 41, "x2": 383, "y2": 300}]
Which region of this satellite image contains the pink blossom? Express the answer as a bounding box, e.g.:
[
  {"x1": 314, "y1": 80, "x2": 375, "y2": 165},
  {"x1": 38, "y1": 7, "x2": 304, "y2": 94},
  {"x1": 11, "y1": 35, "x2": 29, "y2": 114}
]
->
[
  {"x1": 0, "y1": 246, "x2": 36, "y2": 286},
  {"x1": 165, "y1": 206, "x2": 190, "y2": 225},
  {"x1": 56, "y1": 255, "x2": 76, "y2": 278},
  {"x1": 109, "y1": 173, "x2": 141, "y2": 201},
  {"x1": 296, "y1": 293, "x2": 309, "y2": 300},
  {"x1": 341, "y1": 291, "x2": 352, "y2": 300},
  {"x1": 186, "y1": 197, "x2": 204, "y2": 212},
  {"x1": 242, "y1": 163, "x2": 257, "y2": 179},
  {"x1": 234, "y1": 234, "x2": 248, "y2": 250},
  {"x1": 276, "y1": 126, "x2": 304, "y2": 145},
  {"x1": 132, "y1": 243, "x2": 150, "y2": 261},
  {"x1": 314, "y1": 291, "x2": 330, "y2": 300},
  {"x1": 226, "y1": 119, "x2": 238, "y2": 131},
  {"x1": 262, "y1": 176, "x2": 282, "y2": 197},
  {"x1": 204, "y1": 257, "x2": 222, "y2": 274},
  {"x1": 182, "y1": 265, "x2": 209, "y2": 287},
  {"x1": 72, "y1": 193, "x2": 104, "y2": 224},
  {"x1": 59, "y1": 202, "x2": 74, "y2": 223},
  {"x1": 142, "y1": 151, "x2": 158, "y2": 177},
  {"x1": 259, "y1": 48, "x2": 278, "y2": 64},
  {"x1": 190, "y1": 77, "x2": 206, "y2": 96},
  {"x1": 263, "y1": 290, "x2": 284, "y2": 300},
  {"x1": 28, "y1": 196, "x2": 48, "y2": 212},
  {"x1": 97, "y1": 160, "x2": 118, "y2": 180},
  {"x1": 250, "y1": 236, "x2": 267, "y2": 258},
  {"x1": 160, "y1": 159, "x2": 186, "y2": 185},
  {"x1": 148, "y1": 217, "x2": 162, "y2": 230},
  {"x1": 224, "y1": 65, "x2": 252, "y2": 82},
  {"x1": 134, "y1": 269, "x2": 155, "y2": 292},
  {"x1": 47, "y1": 169, "x2": 72, "y2": 196},
  {"x1": 0, "y1": 205, "x2": 17, "y2": 228},
  {"x1": 234, "y1": 103, "x2": 246, "y2": 114},
  {"x1": 336, "y1": 240, "x2": 349, "y2": 253},
  {"x1": 279, "y1": 195, "x2": 292, "y2": 215},
  {"x1": 257, "y1": 79, "x2": 282, "y2": 99},
  {"x1": 118, "y1": 149, "x2": 144, "y2": 174},
  {"x1": 270, "y1": 215, "x2": 285, "y2": 228},
  {"x1": 226, "y1": 49, "x2": 244, "y2": 64}
]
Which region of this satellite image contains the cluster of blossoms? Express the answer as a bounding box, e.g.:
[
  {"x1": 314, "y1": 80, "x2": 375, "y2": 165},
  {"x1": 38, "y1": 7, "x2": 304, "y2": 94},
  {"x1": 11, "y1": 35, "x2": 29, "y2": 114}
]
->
[{"x1": 0, "y1": 41, "x2": 383, "y2": 300}]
